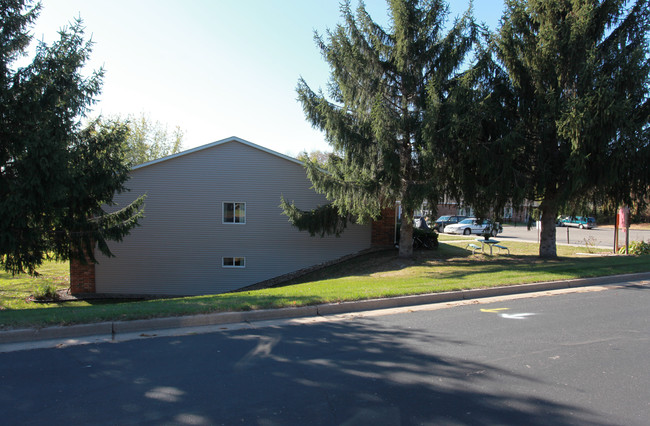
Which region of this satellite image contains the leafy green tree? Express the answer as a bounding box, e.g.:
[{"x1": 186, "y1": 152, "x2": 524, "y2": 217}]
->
[
  {"x1": 113, "y1": 113, "x2": 184, "y2": 166},
  {"x1": 296, "y1": 150, "x2": 332, "y2": 167},
  {"x1": 289, "y1": 0, "x2": 476, "y2": 257},
  {"x1": 0, "y1": 1, "x2": 145, "y2": 274},
  {"x1": 490, "y1": 0, "x2": 650, "y2": 258}
]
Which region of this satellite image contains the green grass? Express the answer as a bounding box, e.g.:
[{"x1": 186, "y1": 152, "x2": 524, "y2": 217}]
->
[
  {"x1": 0, "y1": 261, "x2": 71, "y2": 310},
  {"x1": 1, "y1": 240, "x2": 648, "y2": 330}
]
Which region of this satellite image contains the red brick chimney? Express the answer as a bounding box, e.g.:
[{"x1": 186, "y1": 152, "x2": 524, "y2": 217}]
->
[
  {"x1": 371, "y1": 205, "x2": 397, "y2": 247},
  {"x1": 70, "y1": 257, "x2": 96, "y2": 294}
]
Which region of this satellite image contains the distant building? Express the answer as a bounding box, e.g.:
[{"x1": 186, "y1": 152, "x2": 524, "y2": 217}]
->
[{"x1": 415, "y1": 199, "x2": 538, "y2": 224}]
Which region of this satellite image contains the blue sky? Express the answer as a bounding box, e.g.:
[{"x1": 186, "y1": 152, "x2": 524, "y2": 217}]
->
[{"x1": 29, "y1": 1, "x2": 504, "y2": 156}]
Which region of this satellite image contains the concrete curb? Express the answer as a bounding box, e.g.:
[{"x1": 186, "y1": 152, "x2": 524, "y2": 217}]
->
[
  {"x1": 1, "y1": 272, "x2": 649, "y2": 344},
  {"x1": 0, "y1": 322, "x2": 113, "y2": 344}
]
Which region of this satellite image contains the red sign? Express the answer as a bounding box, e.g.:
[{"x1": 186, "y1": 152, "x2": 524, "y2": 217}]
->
[{"x1": 618, "y1": 207, "x2": 629, "y2": 230}]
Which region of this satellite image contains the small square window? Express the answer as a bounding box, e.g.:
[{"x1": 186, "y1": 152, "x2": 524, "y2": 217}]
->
[
  {"x1": 223, "y1": 202, "x2": 246, "y2": 224},
  {"x1": 223, "y1": 257, "x2": 245, "y2": 268}
]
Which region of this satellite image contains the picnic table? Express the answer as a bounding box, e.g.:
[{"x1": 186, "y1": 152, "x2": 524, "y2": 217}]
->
[{"x1": 475, "y1": 238, "x2": 501, "y2": 255}]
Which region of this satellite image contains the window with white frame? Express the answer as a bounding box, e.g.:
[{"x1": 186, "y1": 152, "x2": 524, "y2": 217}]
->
[
  {"x1": 222, "y1": 257, "x2": 245, "y2": 268},
  {"x1": 223, "y1": 202, "x2": 246, "y2": 224}
]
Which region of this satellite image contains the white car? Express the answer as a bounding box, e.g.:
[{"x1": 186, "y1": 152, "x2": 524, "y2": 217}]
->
[{"x1": 443, "y1": 218, "x2": 502, "y2": 236}]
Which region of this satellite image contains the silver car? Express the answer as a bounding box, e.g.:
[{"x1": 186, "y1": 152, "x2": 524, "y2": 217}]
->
[{"x1": 444, "y1": 218, "x2": 502, "y2": 236}]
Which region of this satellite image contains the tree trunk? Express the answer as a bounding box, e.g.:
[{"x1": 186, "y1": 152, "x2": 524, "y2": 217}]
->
[
  {"x1": 539, "y1": 201, "x2": 558, "y2": 258},
  {"x1": 398, "y1": 207, "x2": 414, "y2": 258}
]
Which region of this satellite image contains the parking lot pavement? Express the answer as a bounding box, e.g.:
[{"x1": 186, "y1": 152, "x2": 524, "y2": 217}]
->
[{"x1": 496, "y1": 224, "x2": 649, "y2": 248}]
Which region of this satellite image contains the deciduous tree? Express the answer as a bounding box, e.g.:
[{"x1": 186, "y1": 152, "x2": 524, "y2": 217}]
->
[
  {"x1": 296, "y1": 150, "x2": 331, "y2": 168},
  {"x1": 113, "y1": 113, "x2": 184, "y2": 166}
]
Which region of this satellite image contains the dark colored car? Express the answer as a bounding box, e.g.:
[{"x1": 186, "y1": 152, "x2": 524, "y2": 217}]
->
[{"x1": 434, "y1": 215, "x2": 467, "y2": 232}]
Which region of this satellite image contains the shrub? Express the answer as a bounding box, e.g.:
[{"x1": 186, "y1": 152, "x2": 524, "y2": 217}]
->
[
  {"x1": 413, "y1": 228, "x2": 438, "y2": 249},
  {"x1": 583, "y1": 236, "x2": 599, "y2": 253},
  {"x1": 618, "y1": 241, "x2": 650, "y2": 255},
  {"x1": 33, "y1": 282, "x2": 59, "y2": 301}
]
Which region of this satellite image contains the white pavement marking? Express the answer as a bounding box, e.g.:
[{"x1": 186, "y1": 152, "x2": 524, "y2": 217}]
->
[{"x1": 500, "y1": 313, "x2": 536, "y2": 319}]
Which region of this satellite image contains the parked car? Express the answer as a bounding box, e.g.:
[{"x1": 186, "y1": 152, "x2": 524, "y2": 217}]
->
[
  {"x1": 556, "y1": 216, "x2": 571, "y2": 226},
  {"x1": 558, "y1": 216, "x2": 596, "y2": 229},
  {"x1": 433, "y1": 215, "x2": 467, "y2": 232},
  {"x1": 443, "y1": 218, "x2": 503, "y2": 236}
]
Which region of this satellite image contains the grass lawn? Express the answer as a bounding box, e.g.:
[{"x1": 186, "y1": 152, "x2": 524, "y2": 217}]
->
[
  {"x1": 0, "y1": 261, "x2": 70, "y2": 310},
  {"x1": 1, "y1": 239, "x2": 649, "y2": 330}
]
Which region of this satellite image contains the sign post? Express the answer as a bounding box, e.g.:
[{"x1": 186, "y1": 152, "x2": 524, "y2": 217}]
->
[
  {"x1": 617, "y1": 206, "x2": 630, "y2": 254},
  {"x1": 625, "y1": 208, "x2": 630, "y2": 255},
  {"x1": 614, "y1": 214, "x2": 618, "y2": 253}
]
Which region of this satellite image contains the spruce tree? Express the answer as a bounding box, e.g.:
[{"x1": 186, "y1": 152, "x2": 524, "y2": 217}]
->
[
  {"x1": 490, "y1": 0, "x2": 650, "y2": 257},
  {"x1": 0, "y1": 1, "x2": 145, "y2": 274},
  {"x1": 291, "y1": 0, "x2": 476, "y2": 257}
]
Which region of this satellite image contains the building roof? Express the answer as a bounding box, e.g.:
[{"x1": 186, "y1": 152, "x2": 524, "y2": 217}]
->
[{"x1": 132, "y1": 136, "x2": 304, "y2": 170}]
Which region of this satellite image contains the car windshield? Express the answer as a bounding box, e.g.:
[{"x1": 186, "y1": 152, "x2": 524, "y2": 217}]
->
[
  {"x1": 458, "y1": 218, "x2": 474, "y2": 225},
  {"x1": 437, "y1": 216, "x2": 451, "y2": 221}
]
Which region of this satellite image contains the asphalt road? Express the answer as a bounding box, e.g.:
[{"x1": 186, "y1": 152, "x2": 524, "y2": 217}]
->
[
  {"x1": 495, "y1": 224, "x2": 649, "y2": 249},
  {"x1": 1, "y1": 282, "x2": 648, "y2": 425}
]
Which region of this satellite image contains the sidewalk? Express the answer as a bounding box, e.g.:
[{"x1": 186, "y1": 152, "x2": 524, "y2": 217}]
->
[{"x1": 1, "y1": 272, "x2": 649, "y2": 347}]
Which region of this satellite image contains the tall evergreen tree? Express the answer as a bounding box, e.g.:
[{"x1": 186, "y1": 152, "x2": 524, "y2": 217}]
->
[
  {"x1": 488, "y1": 0, "x2": 650, "y2": 257},
  {"x1": 0, "y1": 1, "x2": 145, "y2": 274},
  {"x1": 291, "y1": 0, "x2": 476, "y2": 257}
]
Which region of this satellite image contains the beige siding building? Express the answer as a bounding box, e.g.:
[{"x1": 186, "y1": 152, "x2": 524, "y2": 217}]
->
[{"x1": 89, "y1": 137, "x2": 372, "y2": 296}]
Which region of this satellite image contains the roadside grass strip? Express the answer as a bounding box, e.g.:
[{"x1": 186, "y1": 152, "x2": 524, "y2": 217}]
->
[{"x1": 1, "y1": 241, "x2": 648, "y2": 329}]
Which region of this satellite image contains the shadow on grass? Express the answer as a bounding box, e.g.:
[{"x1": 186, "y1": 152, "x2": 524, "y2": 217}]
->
[
  {"x1": 280, "y1": 245, "x2": 475, "y2": 286},
  {"x1": 280, "y1": 243, "x2": 536, "y2": 286},
  {"x1": 282, "y1": 242, "x2": 648, "y2": 289}
]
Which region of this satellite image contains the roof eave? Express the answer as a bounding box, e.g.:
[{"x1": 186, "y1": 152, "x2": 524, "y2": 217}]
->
[{"x1": 131, "y1": 136, "x2": 305, "y2": 171}]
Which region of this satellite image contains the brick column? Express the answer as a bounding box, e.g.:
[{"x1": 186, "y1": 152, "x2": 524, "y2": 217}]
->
[
  {"x1": 70, "y1": 257, "x2": 96, "y2": 294},
  {"x1": 371, "y1": 205, "x2": 397, "y2": 247}
]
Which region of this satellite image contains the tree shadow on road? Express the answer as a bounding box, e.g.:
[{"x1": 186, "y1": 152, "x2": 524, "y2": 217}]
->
[{"x1": 0, "y1": 316, "x2": 614, "y2": 425}]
